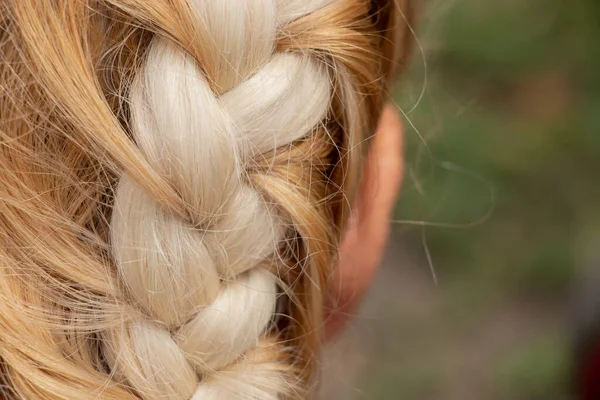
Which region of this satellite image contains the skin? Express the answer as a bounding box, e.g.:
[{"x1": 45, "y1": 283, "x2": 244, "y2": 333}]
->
[{"x1": 325, "y1": 104, "x2": 405, "y2": 340}]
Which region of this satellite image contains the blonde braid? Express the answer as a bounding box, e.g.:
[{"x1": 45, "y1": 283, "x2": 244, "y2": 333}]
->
[{"x1": 106, "y1": 1, "x2": 333, "y2": 398}]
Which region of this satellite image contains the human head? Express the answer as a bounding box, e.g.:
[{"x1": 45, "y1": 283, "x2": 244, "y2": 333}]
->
[{"x1": 0, "y1": 1, "x2": 413, "y2": 398}]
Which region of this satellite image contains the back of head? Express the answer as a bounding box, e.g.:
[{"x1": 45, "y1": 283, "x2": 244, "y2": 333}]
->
[{"x1": 0, "y1": 0, "x2": 412, "y2": 398}]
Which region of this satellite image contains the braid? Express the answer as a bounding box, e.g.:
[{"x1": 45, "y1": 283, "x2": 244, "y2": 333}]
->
[
  {"x1": 106, "y1": 3, "x2": 332, "y2": 397},
  {"x1": 0, "y1": 0, "x2": 413, "y2": 398}
]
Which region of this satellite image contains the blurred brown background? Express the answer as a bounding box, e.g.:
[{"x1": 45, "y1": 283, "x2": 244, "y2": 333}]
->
[{"x1": 322, "y1": 0, "x2": 599, "y2": 398}]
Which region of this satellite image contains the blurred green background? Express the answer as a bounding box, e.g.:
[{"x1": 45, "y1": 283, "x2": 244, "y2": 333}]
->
[{"x1": 323, "y1": 0, "x2": 597, "y2": 398}]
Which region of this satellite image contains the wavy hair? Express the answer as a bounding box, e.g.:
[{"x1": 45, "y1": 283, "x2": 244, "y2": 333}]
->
[{"x1": 0, "y1": 0, "x2": 413, "y2": 398}]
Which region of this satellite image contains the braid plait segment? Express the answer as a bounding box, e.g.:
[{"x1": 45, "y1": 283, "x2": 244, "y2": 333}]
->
[{"x1": 106, "y1": 1, "x2": 334, "y2": 398}]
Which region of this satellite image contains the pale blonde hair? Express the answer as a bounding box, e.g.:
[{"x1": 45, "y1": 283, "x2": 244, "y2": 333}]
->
[{"x1": 0, "y1": 0, "x2": 412, "y2": 398}]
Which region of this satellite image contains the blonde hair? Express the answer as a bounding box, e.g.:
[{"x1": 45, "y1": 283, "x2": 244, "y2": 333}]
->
[{"x1": 0, "y1": 0, "x2": 412, "y2": 398}]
